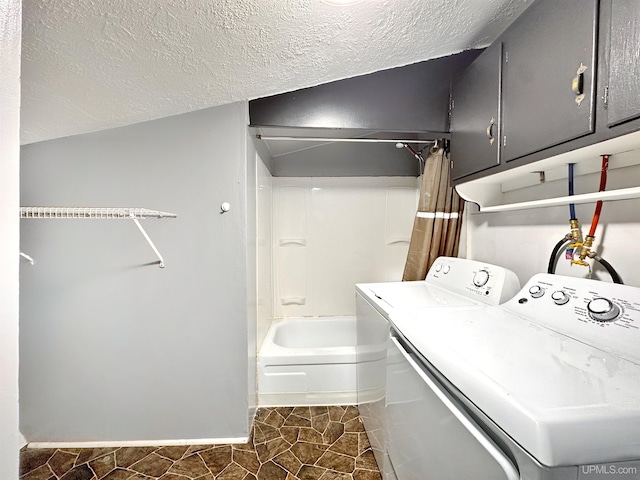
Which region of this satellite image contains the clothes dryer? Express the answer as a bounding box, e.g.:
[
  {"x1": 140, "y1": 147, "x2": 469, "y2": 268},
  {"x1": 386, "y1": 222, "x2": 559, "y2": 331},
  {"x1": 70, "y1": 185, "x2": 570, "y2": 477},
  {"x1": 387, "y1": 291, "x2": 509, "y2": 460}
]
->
[{"x1": 356, "y1": 256, "x2": 520, "y2": 480}]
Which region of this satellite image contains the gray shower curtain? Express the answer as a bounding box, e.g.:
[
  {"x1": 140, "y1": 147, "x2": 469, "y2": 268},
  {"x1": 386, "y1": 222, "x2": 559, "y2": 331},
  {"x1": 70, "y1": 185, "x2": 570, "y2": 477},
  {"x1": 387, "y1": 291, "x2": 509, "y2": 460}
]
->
[{"x1": 402, "y1": 147, "x2": 464, "y2": 281}]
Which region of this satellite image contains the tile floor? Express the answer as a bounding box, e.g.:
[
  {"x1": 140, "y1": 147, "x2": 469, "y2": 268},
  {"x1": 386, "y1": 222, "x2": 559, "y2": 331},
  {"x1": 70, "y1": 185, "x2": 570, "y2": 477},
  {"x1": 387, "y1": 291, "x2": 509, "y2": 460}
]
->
[{"x1": 20, "y1": 405, "x2": 382, "y2": 480}]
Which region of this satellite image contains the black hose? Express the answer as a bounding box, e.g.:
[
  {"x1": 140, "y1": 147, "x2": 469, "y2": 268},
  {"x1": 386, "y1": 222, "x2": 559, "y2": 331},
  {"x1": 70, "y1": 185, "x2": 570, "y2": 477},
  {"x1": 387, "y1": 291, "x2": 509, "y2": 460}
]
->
[
  {"x1": 548, "y1": 237, "x2": 571, "y2": 274},
  {"x1": 595, "y1": 257, "x2": 624, "y2": 284},
  {"x1": 548, "y1": 237, "x2": 623, "y2": 284}
]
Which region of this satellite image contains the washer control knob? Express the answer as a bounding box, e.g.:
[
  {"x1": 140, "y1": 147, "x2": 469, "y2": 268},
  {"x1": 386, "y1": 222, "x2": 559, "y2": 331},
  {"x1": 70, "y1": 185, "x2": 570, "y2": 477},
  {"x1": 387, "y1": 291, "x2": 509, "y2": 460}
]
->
[
  {"x1": 587, "y1": 298, "x2": 621, "y2": 322},
  {"x1": 434, "y1": 263, "x2": 443, "y2": 273},
  {"x1": 443, "y1": 265, "x2": 451, "y2": 274},
  {"x1": 529, "y1": 285, "x2": 545, "y2": 298},
  {"x1": 551, "y1": 290, "x2": 570, "y2": 305},
  {"x1": 473, "y1": 269, "x2": 490, "y2": 287}
]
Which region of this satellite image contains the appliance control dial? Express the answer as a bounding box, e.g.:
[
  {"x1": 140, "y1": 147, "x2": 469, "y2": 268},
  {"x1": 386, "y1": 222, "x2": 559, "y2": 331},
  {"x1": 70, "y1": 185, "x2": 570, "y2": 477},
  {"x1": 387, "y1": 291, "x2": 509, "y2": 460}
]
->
[
  {"x1": 473, "y1": 269, "x2": 490, "y2": 287},
  {"x1": 529, "y1": 285, "x2": 545, "y2": 298},
  {"x1": 443, "y1": 265, "x2": 451, "y2": 274},
  {"x1": 434, "y1": 263, "x2": 442, "y2": 272},
  {"x1": 551, "y1": 290, "x2": 570, "y2": 305},
  {"x1": 587, "y1": 297, "x2": 621, "y2": 322}
]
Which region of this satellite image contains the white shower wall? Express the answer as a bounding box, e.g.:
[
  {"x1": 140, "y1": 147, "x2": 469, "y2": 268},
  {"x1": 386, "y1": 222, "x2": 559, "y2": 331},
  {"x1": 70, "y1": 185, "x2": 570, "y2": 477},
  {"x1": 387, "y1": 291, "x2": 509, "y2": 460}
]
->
[
  {"x1": 257, "y1": 154, "x2": 274, "y2": 350},
  {"x1": 272, "y1": 177, "x2": 420, "y2": 318}
]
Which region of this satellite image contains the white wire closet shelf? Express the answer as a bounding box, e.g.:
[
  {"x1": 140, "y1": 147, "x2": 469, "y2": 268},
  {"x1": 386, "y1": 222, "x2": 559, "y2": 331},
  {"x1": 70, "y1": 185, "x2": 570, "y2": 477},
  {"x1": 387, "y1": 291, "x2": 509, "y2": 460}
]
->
[
  {"x1": 20, "y1": 207, "x2": 176, "y2": 219},
  {"x1": 20, "y1": 207, "x2": 177, "y2": 268}
]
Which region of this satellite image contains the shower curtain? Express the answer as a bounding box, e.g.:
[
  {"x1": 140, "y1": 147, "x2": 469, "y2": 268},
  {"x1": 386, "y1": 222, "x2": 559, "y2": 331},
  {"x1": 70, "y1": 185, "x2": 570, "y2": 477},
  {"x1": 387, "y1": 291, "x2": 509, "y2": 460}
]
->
[{"x1": 402, "y1": 146, "x2": 464, "y2": 281}]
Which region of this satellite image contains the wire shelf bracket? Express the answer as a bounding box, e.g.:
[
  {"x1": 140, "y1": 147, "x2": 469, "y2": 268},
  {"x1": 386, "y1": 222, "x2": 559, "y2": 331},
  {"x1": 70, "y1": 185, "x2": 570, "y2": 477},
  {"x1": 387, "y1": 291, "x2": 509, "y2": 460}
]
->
[
  {"x1": 20, "y1": 252, "x2": 35, "y2": 265},
  {"x1": 20, "y1": 207, "x2": 177, "y2": 268}
]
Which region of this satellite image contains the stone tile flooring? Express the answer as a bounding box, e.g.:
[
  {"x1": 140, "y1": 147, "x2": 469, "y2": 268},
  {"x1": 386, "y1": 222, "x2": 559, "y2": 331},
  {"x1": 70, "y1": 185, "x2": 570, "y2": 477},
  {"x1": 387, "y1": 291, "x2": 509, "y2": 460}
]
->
[{"x1": 20, "y1": 405, "x2": 382, "y2": 480}]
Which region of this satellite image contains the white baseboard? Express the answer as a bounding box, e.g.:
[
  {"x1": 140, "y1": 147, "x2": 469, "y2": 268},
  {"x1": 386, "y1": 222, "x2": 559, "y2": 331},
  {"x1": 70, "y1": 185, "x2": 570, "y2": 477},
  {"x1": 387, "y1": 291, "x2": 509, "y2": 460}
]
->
[
  {"x1": 19, "y1": 432, "x2": 28, "y2": 450},
  {"x1": 26, "y1": 436, "x2": 249, "y2": 449}
]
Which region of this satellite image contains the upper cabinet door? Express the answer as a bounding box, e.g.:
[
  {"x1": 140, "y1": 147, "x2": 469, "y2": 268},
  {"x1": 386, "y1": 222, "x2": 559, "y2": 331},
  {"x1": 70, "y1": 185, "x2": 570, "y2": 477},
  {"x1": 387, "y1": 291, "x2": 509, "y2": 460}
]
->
[
  {"x1": 607, "y1": 0, "x2": 640, "y2": 127},
  {"x1": 450, "y1": 43, "x2": 503, "y2": 181},
  {"x1": 502, "y1": 0, "x2": 599, "y2": 163}
]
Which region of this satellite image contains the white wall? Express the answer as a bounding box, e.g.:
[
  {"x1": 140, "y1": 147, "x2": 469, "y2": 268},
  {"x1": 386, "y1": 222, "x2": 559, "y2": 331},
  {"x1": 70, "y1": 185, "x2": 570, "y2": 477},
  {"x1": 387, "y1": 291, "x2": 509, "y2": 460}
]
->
[
  {"x1": 0, "y1": 0, "x2": 21, "y2": 477},
  {"x1": 245, "y1": 132, "x2": 259, "y2": 430},
  {"x1": 256, "y1": 154, "x2": 274, "y2": 349},
  {"x1": 465, "y1": 159, "x2": 640, "y2": 287},
  {"x1": 273, "y1": 177, "x2": 419, "y2": 318}
]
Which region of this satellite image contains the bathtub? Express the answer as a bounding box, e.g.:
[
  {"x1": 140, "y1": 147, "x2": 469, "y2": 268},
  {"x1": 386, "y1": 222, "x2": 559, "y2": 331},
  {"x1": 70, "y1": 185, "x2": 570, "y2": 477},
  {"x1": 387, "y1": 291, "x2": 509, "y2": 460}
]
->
[{"x1": 257, "y1": 316, "x2": 357, "y2": 406}]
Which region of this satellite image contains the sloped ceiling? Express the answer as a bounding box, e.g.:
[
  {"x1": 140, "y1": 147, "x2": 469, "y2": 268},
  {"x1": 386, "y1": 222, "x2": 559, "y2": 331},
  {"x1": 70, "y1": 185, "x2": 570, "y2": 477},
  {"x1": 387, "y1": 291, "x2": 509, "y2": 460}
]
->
[{"x1": 20, "y1": 0, "x2": 530, "y2": 145}]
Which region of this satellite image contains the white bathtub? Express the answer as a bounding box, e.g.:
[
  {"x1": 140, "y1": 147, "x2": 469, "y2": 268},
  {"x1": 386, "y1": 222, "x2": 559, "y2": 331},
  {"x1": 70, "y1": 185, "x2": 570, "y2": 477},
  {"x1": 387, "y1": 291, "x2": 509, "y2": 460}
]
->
[{"x1": 257, "y1": 316, "x2": 357, "y2": 407}]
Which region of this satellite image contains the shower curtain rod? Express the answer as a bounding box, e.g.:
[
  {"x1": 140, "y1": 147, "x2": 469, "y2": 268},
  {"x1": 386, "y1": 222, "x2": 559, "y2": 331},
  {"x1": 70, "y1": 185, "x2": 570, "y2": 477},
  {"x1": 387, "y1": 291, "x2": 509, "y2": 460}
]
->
[{"x1": 255, "y1": 135, "x2": 435, "y2": 144}]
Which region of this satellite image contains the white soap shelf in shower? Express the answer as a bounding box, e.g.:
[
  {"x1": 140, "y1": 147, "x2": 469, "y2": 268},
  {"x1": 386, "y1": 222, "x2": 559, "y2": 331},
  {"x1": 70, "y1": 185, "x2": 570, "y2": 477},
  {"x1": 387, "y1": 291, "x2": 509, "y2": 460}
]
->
[{"x1": 20, "y1": 207, "x2": 177, "y2": 268}]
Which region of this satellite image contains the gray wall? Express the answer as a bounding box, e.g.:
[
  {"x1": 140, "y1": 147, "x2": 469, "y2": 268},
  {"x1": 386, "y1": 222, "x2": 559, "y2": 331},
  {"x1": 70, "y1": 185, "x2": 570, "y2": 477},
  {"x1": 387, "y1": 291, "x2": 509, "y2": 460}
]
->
[
  {"x1": 270, "y1": 141, "x2": 422, "y2": 177},
  {"x1": 20, "y1": 102, "x2": 253, "y2": 442}
]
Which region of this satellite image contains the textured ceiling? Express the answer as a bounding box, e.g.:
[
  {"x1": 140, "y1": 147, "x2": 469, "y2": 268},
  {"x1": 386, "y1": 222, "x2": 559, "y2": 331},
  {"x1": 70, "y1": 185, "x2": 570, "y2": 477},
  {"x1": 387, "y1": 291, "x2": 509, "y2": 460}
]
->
[{"x1": 20, "y1": 0, "x2": 530, "y2": 145}]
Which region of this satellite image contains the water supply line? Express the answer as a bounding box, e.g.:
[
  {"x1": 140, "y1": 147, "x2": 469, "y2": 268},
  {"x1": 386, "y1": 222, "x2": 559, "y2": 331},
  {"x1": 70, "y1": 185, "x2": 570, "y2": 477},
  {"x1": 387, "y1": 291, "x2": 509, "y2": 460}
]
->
[
  {"x1": 569, "y1": 163, "x2": 576, "y2": 220},
  {"x1": 565, "y1": 163, "x2": 583, "y2": 261},
  {"x1": 546, "y1": 156, "x2": 623, "y2": 283},
  {"x1": 547, "y1": 163, "x2": 579, "y2": 273},
  {"x1": 573, "y1": 155, "x2": 609, "y2": 267}
]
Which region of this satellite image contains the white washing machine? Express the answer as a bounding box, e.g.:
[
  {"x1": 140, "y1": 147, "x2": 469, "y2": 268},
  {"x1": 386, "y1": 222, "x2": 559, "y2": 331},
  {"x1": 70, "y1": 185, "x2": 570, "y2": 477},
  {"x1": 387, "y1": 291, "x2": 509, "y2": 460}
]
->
[
  {"x1": 355, "y1": 256, "x2": 521, "y2": 480},
  {"x1": 389, "y1": 273, "x2": 640, "y2": 480}
]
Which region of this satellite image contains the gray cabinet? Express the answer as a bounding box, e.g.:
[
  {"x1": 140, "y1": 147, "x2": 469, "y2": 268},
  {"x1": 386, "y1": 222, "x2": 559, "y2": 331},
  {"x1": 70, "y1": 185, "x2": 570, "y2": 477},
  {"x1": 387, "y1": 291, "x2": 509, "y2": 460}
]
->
[
  {"x1": 501, "y1": 0, "x2": 599, "y2": 163},
  {"x1": 606, "y1": 0, "x2": 640, "y2": 127},
  {"x1": 450, "y1": 0, "x2": 640, "y2": 185},
  {"x1": 450, "y1": 43, "x2": 503, "y2": 181}
]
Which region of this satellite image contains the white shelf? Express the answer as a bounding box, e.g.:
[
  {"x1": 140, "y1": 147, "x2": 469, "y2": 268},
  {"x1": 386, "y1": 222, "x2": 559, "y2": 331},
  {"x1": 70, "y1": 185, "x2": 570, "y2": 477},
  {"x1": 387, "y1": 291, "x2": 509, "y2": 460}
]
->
[
  {"x1": 20, "y1": 206, "x2": 177, "y2": 267},
  {"x1": 20, "y1": 207, "x2": 176, "y2": 219},
  {"x1": 478, "y1": 187, "x2": 640, "y2": 213},
  {"x1": 456, "y1": 131, "x2": 640, "y2": 212}
]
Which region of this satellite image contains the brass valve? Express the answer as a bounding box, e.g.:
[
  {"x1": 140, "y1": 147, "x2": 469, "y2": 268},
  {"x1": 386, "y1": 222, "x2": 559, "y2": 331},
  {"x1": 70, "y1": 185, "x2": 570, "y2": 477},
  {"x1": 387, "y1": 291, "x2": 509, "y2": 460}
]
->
[
  {"x1": 569, "y1": 219, "x2": 583, "y2": 246},
  {"x1": 572, "y1": 235, "x2": 595, "y2": 267}
]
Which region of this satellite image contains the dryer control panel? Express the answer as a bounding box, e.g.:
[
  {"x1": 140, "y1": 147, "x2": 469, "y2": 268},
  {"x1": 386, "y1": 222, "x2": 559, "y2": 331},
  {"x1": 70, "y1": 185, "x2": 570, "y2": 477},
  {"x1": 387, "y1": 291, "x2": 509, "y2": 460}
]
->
[
  {"x1": 426, "y1": 256, "x2": 521, "y2": 305},
  {"x1": 504, "y1": 273, "x2": 640, "y2": 365}
]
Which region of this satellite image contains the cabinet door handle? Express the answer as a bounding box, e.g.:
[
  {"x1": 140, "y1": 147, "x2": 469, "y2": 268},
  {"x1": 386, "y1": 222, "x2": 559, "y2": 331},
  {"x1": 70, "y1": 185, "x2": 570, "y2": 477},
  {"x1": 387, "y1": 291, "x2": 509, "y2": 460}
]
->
[
  {"x1": 572, "y1": 63, "x2": 587, "y2": 105},
  {"x1": 486, "y1": 117, "x2": 495, "y2": 145}
]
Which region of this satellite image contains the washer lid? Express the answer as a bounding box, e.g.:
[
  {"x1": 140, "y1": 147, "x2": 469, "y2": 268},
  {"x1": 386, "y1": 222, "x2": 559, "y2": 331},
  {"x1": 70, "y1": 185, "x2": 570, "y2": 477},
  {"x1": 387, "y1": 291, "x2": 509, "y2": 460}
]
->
[
  {"x1": 390, "y1": 306, "x2": 640, "y2": 468},
  {"x1": 368, "y1": 281, "x2": 480, "y2": 309}
]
